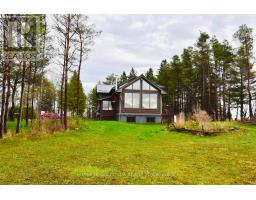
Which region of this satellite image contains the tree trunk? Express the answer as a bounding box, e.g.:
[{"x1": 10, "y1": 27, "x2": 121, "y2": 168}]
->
[
  {"x1": 0, "y1": 63, "x2": 7, "y2": 137},
  {"x1": 3, "y1": 61, "x2": 12, "y2": 134},
  {"x1": 240, "y1": 69, "x2": 244, "y2": 119},
  {"x1": 76, "y1": 33, "x2": 83, "y2": 116},
  {"x1": 227, "y1": 90, "x2": 231, "y2": 121},
  {"x1": 60, "y1": 61, "x2": 65, "y2": 122},
  {"x1": 64, "y1": 64, "x2": 68, "y2": 129},
  {"x1": 63, "y1": 14, "x2": 71, "y2": 130},
  {"x1": 9, "y1": 76, "x2": 18, "y2": 121},
  {"x1": 208, "y1": 63, "x2": 212, "y2": 116},
  {"x1": 247, "y1": 81, "x2": 253, "y2": 119},
  {"x1": 60, "y1": 37, "x2": 67, "y2": 123},
  {"x1": 31, "y1": 64, "x2": 37, "y2": 126},
  {"x1": 25, "y1": 64, "x2": 32, "y2": 127},
  {"x1": 16, "y1": 61, "x2": 26, "y2": 134},
  {"x1": 245, "y1": 44, "x2": 253, "y2": 119},
  {"x1": 25, "y1": 84, "x2": 30, "y2": 126}
]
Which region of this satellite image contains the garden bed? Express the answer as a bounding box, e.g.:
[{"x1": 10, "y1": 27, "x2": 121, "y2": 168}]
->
[{"x1": 170, "y1": 125, "x2": 240, "y2": 136}]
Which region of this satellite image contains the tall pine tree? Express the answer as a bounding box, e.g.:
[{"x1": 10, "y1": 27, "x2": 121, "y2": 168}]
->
[
  {"x1": 234, "y1": 24, "x2": 255, "y2": 119},
  {"x1": 118, "y1": 71, "x2": 128, "y2": 85},
  {"x1": 145, "y1": 68, "x2": 156, "y2": 82},
  {"x1": 128, "y1": 67, "x2": 137, "y2": 79},
  {"x1": 67, "y1": 71, "x2": 87, "y2": 116}
]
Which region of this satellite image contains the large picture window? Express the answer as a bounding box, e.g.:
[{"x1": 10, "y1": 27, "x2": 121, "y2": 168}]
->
[
  {"x1": 142, "y1": 93, "x2": 157, "y2": 109},
  {"x1": 102, "y1": 101, "x2": 113, "y2": 110},
  {"x1": 124, "y1": 93, "x2": 140, "y2": 108}
]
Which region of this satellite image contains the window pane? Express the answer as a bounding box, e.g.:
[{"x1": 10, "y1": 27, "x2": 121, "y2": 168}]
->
[
  {"x1": 133, "y1": 93, "x2": 140, "y2": 108},
  {"x1": 109, "y1": 102, "x2": 113, "y2": 110},
  {"x1": 142, "y1": 80, "x2": 150, "y2": 90},
  {"x1": 147, "y1": 117, "x2": 155, "y2": 123},
  {"x1": 102, "y1": 101, "x2": 109, "y2": 110},
  {"x1": 149, "y1": 85, "x2": 157, "y2": 91},
  {"x1": 150, "y1": 94, "x2": 157, "y2": 109},
  {"x1": 126, "y1": 84, "x2": 132, "y2": 89},
  {"x1": 125, "y1": 93, "x2": 132, "y2": 108},
  {"x1": 127, "y1": 116, "x2": 136, "y2": 123},
  {"x1": 133, "y1": 80, "x2": 140, "y2": 90},
  {"x1": 142, "y1": 93, "x2": 150, "y2": 108}
]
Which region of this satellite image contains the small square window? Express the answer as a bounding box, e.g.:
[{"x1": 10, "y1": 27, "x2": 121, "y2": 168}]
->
[
  {"x1": 127, "y1": 116, "x2": 136, "y2": 123},
  {"x1": 146, "y1": 117, "x2": 155, "y2": 123}
]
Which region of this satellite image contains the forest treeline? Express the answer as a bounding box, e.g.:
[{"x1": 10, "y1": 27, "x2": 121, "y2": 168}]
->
[
  {"x1": 0, "y1": 14, "x2": 99, "y2": 138},
  {"x1": 95, "y1": 24, "x2": 256, "y2": 121}
]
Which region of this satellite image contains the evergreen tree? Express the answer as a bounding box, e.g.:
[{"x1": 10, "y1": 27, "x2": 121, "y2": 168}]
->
[
  {"x1": 157, "y1": 59, "x2": 172, "y2": 105},
  {"x1": 180, "y1": 47, "x2": 196, "y2": 115},
  {"x1": 88, "y1": 86, "x2": 97, "y2": 118},
  {"x1": 38, "y1": 78, "x2": 56, "y2": 112},
  {"x1": 234, "y1": 24, "x2": 255, "y2": 119},
  {"x1": 193, "y1": 32, "x2": 212, "y2": 114},
  {"x1": 145, "y1": 68, "x2": 156, "y2": 82},
  {"x1": 67, "y1": 71, "x2": 87, "y2": 116},
  {"x1": 128, "y1": 67, "x2": 137, "y2": 79},
  {"x1": 118, "y1": 71, "x2": 128, "y2": 85},
  {"x1": 211, "y1": 38, "x2": 236, "y2": 120},
  {"x1": 103, "y1": 73, "x2": 116, "y2": 85},
  {"x1": 170, "y1": 55, "x2": 182, "y2": 114},
  {"x1": 235, "y1": 46, "x2": 248, "y2": 118}
]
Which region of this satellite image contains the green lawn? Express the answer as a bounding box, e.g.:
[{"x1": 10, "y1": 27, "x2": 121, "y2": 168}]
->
[{"x1": 0, "y1": 120, "x2": 256, "y2": 184}]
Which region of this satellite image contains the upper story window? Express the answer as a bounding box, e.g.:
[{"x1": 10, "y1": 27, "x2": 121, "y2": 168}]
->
[
  {"x1": 142, "y1": 80, "x2": 156, "y2": 91},
  {"x1": 102, "y1": 101, "x2": 113, "y2": 110},
  {"x1": 126, "y1": 80, "x2": 140, "y2": 90},
  {"x1": 123, "y1": 78, "x2": 158, "y2": 109},
  {"x1": 124, "y1": 93, "x2": 140, "y2": 108}
]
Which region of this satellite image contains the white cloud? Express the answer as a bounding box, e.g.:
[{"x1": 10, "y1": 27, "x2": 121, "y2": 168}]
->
[
  {"x1": 128, "y1": 21, "x2": 144, "y2": 30},
  {"x1": 77, "y1": 14, "x2": 256, "y2": 94}
]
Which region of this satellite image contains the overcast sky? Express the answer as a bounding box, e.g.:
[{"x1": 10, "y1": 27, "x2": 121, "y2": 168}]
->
[{"x1": 68, "y1": 15, "x2": 256, "y2": 93}]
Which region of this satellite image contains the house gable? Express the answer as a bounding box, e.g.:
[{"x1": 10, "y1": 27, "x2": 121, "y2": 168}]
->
[
  {"x1": 117, "y1": 75, "x2": 163, "y2": 116},
  {"x1": 117, "y1": 74, "x2": 166, "y2": 94}
]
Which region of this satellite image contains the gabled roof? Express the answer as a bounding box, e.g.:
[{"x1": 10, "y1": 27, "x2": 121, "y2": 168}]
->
[
  {"x1": 97, "y1": 84, "x2": 115, "y2": 93},
  {"x1": 117, "y1": 76, "x2": 137, "y2": 88},
  {"x1": 96, "y1": 74, "x2": 167, "y2": 95},
  {"x1": 117, "y1": 74, "x2": 167, "y2": 94}
]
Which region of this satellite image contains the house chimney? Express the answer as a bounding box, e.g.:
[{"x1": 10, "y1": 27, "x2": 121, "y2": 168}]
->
[{"x1": 115, "y1": 74, "x2": 118, "y2": 90}]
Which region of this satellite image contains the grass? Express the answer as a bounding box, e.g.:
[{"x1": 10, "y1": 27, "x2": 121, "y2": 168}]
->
[{"x1": 0, "y1": 120, "x2": 256, "y2": 184}]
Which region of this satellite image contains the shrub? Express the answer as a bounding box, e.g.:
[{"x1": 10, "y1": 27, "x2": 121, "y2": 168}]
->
[
  {"x1": 9, "y1": 106, "x2": 37, "y2": 120},
  {"x1": 193, "y1": 109, "x2": 212, "y2": 132},
  {"x1": 184, "y1": 120, "x2": 199, "y2": 130},
  {"x1": 31, "y1": 119, "x2": 63, "y2": 135},
  {"x1": 68, "y1": 117, "x2": 84, "y2": 130},
  {"x1": 174, "y1": 112, "x2": 186, "y2": 129},
  {"x1": 30, "y1": 117, "x2": 84, "y2": 136}
]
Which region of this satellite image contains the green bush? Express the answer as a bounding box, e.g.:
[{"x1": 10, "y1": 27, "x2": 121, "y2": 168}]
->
[
  {"x1": 68, "y1": 117, "x2": 84, "y2": 130},
  {"x1": 9, "y1": 106, "x2": 37, "y2": 120}
]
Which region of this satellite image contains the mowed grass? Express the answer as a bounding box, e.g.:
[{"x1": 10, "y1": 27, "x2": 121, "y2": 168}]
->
[{"x1": 0, "y1": 120, "x2": 256, "y2": 184}]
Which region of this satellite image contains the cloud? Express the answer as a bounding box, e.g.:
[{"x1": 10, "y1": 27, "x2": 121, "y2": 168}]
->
[{"x1": 76, "y1": 14, "x2": 256, "y2": 93}]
